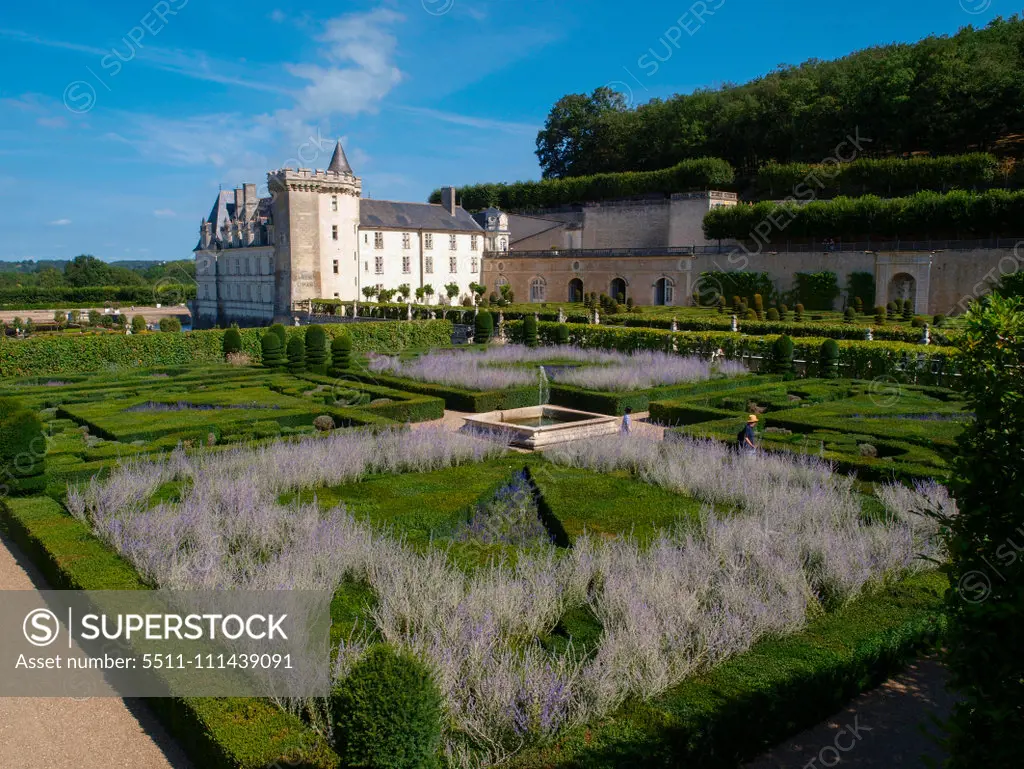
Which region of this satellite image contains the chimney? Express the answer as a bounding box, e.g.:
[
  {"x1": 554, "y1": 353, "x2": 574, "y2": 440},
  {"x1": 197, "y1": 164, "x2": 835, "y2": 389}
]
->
[
  {"x1": 441, "y1": 186, "x2": 457, "y2": 216},
  {"x1": 243, "y1": 183, "x2": 258, "y2": 219},
  {"x1": 233, "y1": 188, "x2": 244, "y2": 220}
]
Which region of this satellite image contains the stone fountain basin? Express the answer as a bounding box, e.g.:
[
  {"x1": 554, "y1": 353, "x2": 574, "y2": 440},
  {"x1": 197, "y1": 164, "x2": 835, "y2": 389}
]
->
[{"x1": 463, "y1": 405, "x2": 619, "y2": 450}]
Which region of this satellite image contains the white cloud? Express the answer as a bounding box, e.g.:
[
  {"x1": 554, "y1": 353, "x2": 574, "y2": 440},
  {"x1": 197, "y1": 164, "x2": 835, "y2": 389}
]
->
[
  {"x1": 50, "y1": 219, "x2": 71, "y2": 226},
  {"x1": 269, "y1": 9, "x2": 286, "y2": 23},
  {"x1": 397, "y1": 106, "x2": 538, "y2": 135},
  {"x1": 37, "y1": 116, "x2": 68, "y2": 129},
  {"x1": 153, "y1": 209, "x2": 176, "y2": 217}
]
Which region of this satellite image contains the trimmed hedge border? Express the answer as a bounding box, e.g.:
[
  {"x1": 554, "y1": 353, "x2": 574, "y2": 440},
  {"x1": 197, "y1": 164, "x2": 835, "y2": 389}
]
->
[
  {"x1": 0, "y1": 321, "x2": 454, "y2": 378},
  {"x1": 0, "y1": 496, "x2": 338, "y2": 769},
  {"x1": 344, "y1": 370, "x2": 539, "y2": 413},
  {"x1": 509, "y1": 571, "x2": 948, "y2": 768}
]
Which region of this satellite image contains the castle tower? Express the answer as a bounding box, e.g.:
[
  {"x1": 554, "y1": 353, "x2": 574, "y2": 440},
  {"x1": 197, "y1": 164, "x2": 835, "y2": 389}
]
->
[{"x1": 267, "y1": 140, "x2": 362, "y2": 316}]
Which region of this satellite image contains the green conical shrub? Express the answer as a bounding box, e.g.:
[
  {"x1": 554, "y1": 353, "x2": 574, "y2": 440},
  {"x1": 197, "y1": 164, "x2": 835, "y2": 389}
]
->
[
  {"x1": 331, "y1": 645, "x2": 443, "y2": 769},
  {"x1": 874, "y1": 305, "x2": 887, "y2": 326},
  {"x1": 328, "y1": 333, "x2": 352, "y2": 376},
  {"x1": 305, "y1": 325, "x2": 327, "y2": 366},
  {"x1": 286, "y1": 335, "x2": 306, "y2": 373},
  {"x1": 555, "y1": 324, "x2": 570, "y2": 345},
  {"x1": 819, "y1": 339, "x2": 840, "y2": 378},
  {"x1": 474, "y1": 311, "x2": 493, "y2": 344},
  {"x1": 223, "y1": 326, "x2": 242, "y2": 357},
  {"x1": 771, "y1": 334, "x2": 794, "y2": 375},
  {"x1": 844, "y1": 307, "x2": 856, "y2": 323},
  {"x1": 269, "y1": 323, "x2": 287, "y2": 347},
  {"x1": 523, "y1": 315, "x2": 538, "y2": 348},
  {"x1": 260, "y1": 333, "x2": 286, "y2": 368}
]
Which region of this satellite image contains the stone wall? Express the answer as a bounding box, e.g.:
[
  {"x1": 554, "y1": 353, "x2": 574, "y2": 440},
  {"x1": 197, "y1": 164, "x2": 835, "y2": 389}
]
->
[{"x1": 580, "y1": 201, "x2": 670, "y2": 249}]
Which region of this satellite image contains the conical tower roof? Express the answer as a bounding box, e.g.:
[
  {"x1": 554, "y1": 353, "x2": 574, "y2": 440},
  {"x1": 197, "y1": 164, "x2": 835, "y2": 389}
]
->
[{"x1": 327, "y1": 140, "x2": 353, "y2": 174}]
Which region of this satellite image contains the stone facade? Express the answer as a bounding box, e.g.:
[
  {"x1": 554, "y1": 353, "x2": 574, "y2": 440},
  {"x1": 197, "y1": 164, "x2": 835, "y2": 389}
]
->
[
  {"x1": 486, "y1": 245, "x2": 1024, "y2": 315},
  {"x1": 193, "y1": 141, "x2": 507, "y2": 327}
]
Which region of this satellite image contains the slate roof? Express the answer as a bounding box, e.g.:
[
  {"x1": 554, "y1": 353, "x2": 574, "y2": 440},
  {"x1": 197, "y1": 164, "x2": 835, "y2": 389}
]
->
[
  {"x1": 360, "y1": 199, "x2": 483, "y2": 232},
  {"x1": 328, "y1": 140, "x2": 353, "y2": 174}
]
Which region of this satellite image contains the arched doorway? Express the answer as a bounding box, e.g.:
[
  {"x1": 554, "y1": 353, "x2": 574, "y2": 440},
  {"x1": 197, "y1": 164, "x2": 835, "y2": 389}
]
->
[
  {"x1": 654, "y1": 277, "x2": 674, "y2": 306},
  {"x1": 610, "y1": 278, "x2": 627, "y2": 303},
  {"x1": 889, "y1": 273, "x2": 916, "y2": 310},
  {"x1": 529, "y1": 276, "x2": 547, "y2": 303},
  {"x1": 568, "y1": 278, "x2": 584, "y2": 303}
]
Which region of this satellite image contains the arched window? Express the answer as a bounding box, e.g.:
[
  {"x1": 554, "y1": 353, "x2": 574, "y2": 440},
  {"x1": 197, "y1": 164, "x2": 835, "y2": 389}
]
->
[
  {"x1": 499, "y1": 237, "x2": 508, "y2": 252},
  {"x1": 568, "y1": 278, "x2": 584, "y2": 303},
  {"x1": 610, "y1": 278, "x2": 627, "y2": 304},
  {"x1": 494, "y1": 275, "x2": 509, "y2": 288},
  {"x1": 530, "y1": 276, "x2": 547, "y2": 303},
  {"x1": 654, "y1": 277, "x2": 675, "y2": 306}
]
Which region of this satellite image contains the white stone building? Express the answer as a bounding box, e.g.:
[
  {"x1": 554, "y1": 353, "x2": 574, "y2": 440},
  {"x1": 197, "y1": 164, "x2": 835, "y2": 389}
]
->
[{"x1": 192, "y1": 141, "x2": 508, "y2": 327}]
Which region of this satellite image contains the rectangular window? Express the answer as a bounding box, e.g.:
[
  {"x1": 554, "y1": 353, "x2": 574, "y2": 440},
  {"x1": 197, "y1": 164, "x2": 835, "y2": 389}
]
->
[
  {"x1": 402, "y1": 255, "x2": 411, "y2": 274},
  {"x1": 332, "y1": 225, "x2": 338, "y2": 241},
  {"x1": 331, "y1": 195, "x2": 338, "y2": 212},
  {"x1": 449, "y1": 234, "x2": 457, "y2": 250},
  {"x1": 364, "y1": 261, "x2": 369, "y2": 272},
  {"x1": 449, "y1": 256, "x2": 458, "y2": 273},
  {"x1": 333, "y1": 292, "x2": 340, "y2": 298},
  {"x1": 374, "y1": 232, "x2": 384, "y2": 249},
  {"x1": 364, "y1": 233, "x2": 368, "y2": 244},
  {"x1": 471, "y1": 257, "x2": 478, "y2": 273},
  {"x1": 425, "y1": 256, "x2": 433, "y2": 274},
  {"x1": 471, "y1": 235, "x2": 478, "y2": 251},
  {"x1": 424, "y1": 233, "x2": 433, "y2": 250},
  {"x1": 402, "y1": 232, "x2": 411, "y2": 249},
  {"x1": 374, "y1": 256, "x2": 384, "y2": 274},
  {"x1": 333, "y1": 259, "x2": 339, "y2": 275}
]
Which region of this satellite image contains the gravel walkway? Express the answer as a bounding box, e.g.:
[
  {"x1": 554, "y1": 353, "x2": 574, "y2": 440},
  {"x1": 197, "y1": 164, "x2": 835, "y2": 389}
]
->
[
  {"x1": 0, "y1": 530, "x2": 192, "y2": 769},
  {"x1": 746, "y1": 657, "x2": 954, "y2": 768}
]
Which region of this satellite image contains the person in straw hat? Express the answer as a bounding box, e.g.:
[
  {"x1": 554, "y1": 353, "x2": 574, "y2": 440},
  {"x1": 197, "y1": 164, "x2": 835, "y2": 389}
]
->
[{"x1": 739, "y1": 413, "x2": 759, "y2": 453}]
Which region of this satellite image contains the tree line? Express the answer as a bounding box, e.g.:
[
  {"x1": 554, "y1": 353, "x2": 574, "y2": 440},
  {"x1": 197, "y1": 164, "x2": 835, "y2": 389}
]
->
[{"x1": 535, "y1": 16, "x2": 1024, "y2": 179}]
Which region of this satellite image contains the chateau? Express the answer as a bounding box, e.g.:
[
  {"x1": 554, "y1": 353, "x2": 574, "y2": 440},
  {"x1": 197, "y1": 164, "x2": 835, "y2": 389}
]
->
[{"x1": 192, "y1": 141, "x2": 509, "y2": 327}]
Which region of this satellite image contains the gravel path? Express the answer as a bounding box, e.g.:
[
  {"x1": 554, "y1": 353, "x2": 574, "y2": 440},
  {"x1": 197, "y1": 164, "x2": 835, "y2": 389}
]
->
[
  {"x1": 0, "y1": 530, "x2": 192, "y2": 769},
  {"x1": 746, "y1": 657, "x2": 954, "y2": 768}
]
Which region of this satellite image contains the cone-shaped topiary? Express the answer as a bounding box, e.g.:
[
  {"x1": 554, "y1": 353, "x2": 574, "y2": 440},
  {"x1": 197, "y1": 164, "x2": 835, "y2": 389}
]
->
[
  {"x1": 844, "y1": 307, "x2": 856, "y2": 323},
  {"x1": 555, "y1": 323, "x2": 570, "y2": 344},
  {"x1": 332, "y1": 645, "x2": 443, "y2": 769},
  {"x1": 223, "y1": 326, "x2": 242, "y2": 357},
  {"x1": 305, "y1": 325, "x2": 327, "y2": 366},
  {"x1": 286, "y1": 335, "x2": 306, "y2": 373},
  {"x1": 874, "y1": 305, "x2": 886, "y2": 326},
  {"x1": 771, "y1": 334, "x2": 794, "y2": 375},
  {"x1": 902, "y1": 299, "x2": 914, "y2": 321},
  {"x1": 260, "y1": 332, "x2": 286, "y2": 368},
  {"x1": 819, "y1": 339, "x2": 840, "y2": 378},
  {"x1": 523, "y1": 315, "x2": 538, "y2": 348},
  {"x1": 328, "y1": 333, "x2": 352, "y2": 376},
  {"x1": 794, "y1": 303, "x2": 805, "y2": 322},
  {"x1": 269, "y1": 323, "x2": 287, "y2": 348},
  {"x1": 474, "y1": 311, "x2": 493, "y2": 344},
  {"x1": 753, "y1": 293, "x2": 764, "y2": 320}
]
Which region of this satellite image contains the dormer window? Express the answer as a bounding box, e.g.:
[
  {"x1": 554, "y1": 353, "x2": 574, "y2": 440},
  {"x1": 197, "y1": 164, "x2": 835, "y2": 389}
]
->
[{"x1": 471, "y1": 236, "x2": 478, "y2": 251}]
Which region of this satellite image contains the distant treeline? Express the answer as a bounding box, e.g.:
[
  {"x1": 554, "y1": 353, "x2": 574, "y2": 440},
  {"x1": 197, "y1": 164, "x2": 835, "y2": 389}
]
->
[
  {"x1": 534, "y1": 16, "x2": 1024, "y2": 178},
  {"x1": 0, "y1": 285, "x2": 196, "y2": 309},
  {"x1": 0, "y1": 255, "x2": 195, "y2": 290}
]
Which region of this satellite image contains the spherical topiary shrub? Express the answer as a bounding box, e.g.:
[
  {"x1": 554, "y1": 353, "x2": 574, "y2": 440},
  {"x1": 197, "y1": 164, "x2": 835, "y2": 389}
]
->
[
  {"x1": 819, "y1": 339, "x2": 840, "y2": 378},
  {"x1": 843, "y1": 307, "x2": 855, "y2": 323},
  {"x1": 269, "y1": 323, "x2": 287, "y2": 348},
  {"x1": 911, "y1": 315, "x2": 927, "y2": 328},
  {"x1": 933, "y1": 313, "x2": 945, "y2": 327},
  {"x1": 744, "y1": 308, "x2": 757, "y2": 320},
  {"x1": 131, "y1": 315, "x2": 147, "y2": 333},
  {"x1": 555, "y1": 323, "x2": 570, "y2": 345},
  {"x1": 313, "y1": 415, "x2": 335, "y2": 432},
  {"x1": 260, "y1": 332, "x2": 286, "y2": 368},
  {"x1": 766, "y1": 308, "x2": 780, "y2": 321},
  {"x1": 305, "y1": 325, "x2": 328, "y2": 367},
  {"x1": 329, "y1": 333, "x2": 352, "y2": 376},
  {"x1": 332, "y1": 645, "x2": 443, "y2": 769},
  {"x1": 771, "y1": 334, "x2": 794, "y2": 375},
  {"x1": 523, "y1": 315, "x2": 538, "y2": 348},
  {"x1": 286, "y1": 335, "x2": 306, "y2": 373},
  {"x1": 474, "y1": 311, "x2": 493, "y2": 344},
  {"x1": 874, "y1": 305, "x2": 886, "y2": 326},
  {"x1": 223, "y1": 326, "x2": 243, "y2": 357}
]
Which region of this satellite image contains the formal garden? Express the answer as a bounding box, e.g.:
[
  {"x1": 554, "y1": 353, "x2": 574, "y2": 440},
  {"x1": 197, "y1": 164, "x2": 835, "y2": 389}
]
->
[{"x1": 0, "y1": 297, "x2": 1016, "y2": 769}]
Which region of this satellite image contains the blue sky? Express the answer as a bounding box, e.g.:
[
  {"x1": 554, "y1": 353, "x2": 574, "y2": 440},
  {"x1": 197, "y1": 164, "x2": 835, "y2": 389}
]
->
[{"x1": 0, "y1": 0, "x2": 1007, "y2": 262}]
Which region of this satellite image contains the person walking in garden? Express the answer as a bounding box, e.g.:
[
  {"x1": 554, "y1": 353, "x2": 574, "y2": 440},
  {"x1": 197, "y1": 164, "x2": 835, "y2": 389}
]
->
[
  {"x1": 739, "y1": 414, "x2": 758, "y2": 452},
  {"x1": 621, "y1": 406, "x2": 632, "y2": 435}
]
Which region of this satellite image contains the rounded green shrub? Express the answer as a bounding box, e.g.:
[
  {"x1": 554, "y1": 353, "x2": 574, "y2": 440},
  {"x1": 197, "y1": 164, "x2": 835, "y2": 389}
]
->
[
  {"x1": 329, "y1": 333, "x2": 353, "y2": 376},
  {"x1": 260, "y1": 333, "x2": 286, "y2": 368},
  {"x1": 933, "y1": 313, "x2": 945, "y2": 327},
  {"x1": 744, "y1": 308, "x2": 757, "y2": 320},
  {"x1": 223, "y1": 326, "x2": 243, "y2": 357},
  {"x1": 523, "y1": 315, "x2": 538, "y2": 348},
  {"x1": 269, "y1": 323, "x2": 287, "y2": 348},
  {"x1": 902, "y1": 300, "x2": 914, "y2": 321},
  {"x1": 794, "y1": 303, "x2": 805, "y2": 322},
  {"x1": 474, "y1": 311, "x2": 494, "y2": 344},
  {"x1": 886, "y1": 301, "x2": 897, "y2": 318},
  {"x1": 843, "y1": 307, "x2": 856, "y2": 323},
  {"x1": 766, "y1": 308, "x2": 780, "y2": 321},
  {"x1": 874, "y1": 305, "x2": 887, "y2": 326},
  {"x1": 911, "y1": 315, "x2": 927, "y2": 328},
  {"x1": 555, "y1": 323, "x2": 570, "y2": 345},
  {"x1": 313, "y1": 415, "x2": 335, "y2": 432},
  {"x1": 332, "y1": 645, "x2": 443, "y2": 769},
  {"x1": 305, "y1": 325, "x2": 328, "y2": 366},
  {"x1": 819, "y1": 338, "x2": 840, "y2": 378},
  {"x1": 771, "y1": 334, "x2": 794, "y2": 375},
  {"x1": 286, "y1": 336, "x2": 306, "y2": 373},
  {"x1": 131, "y1": 315, "x2": 147, "y2": 333}
]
